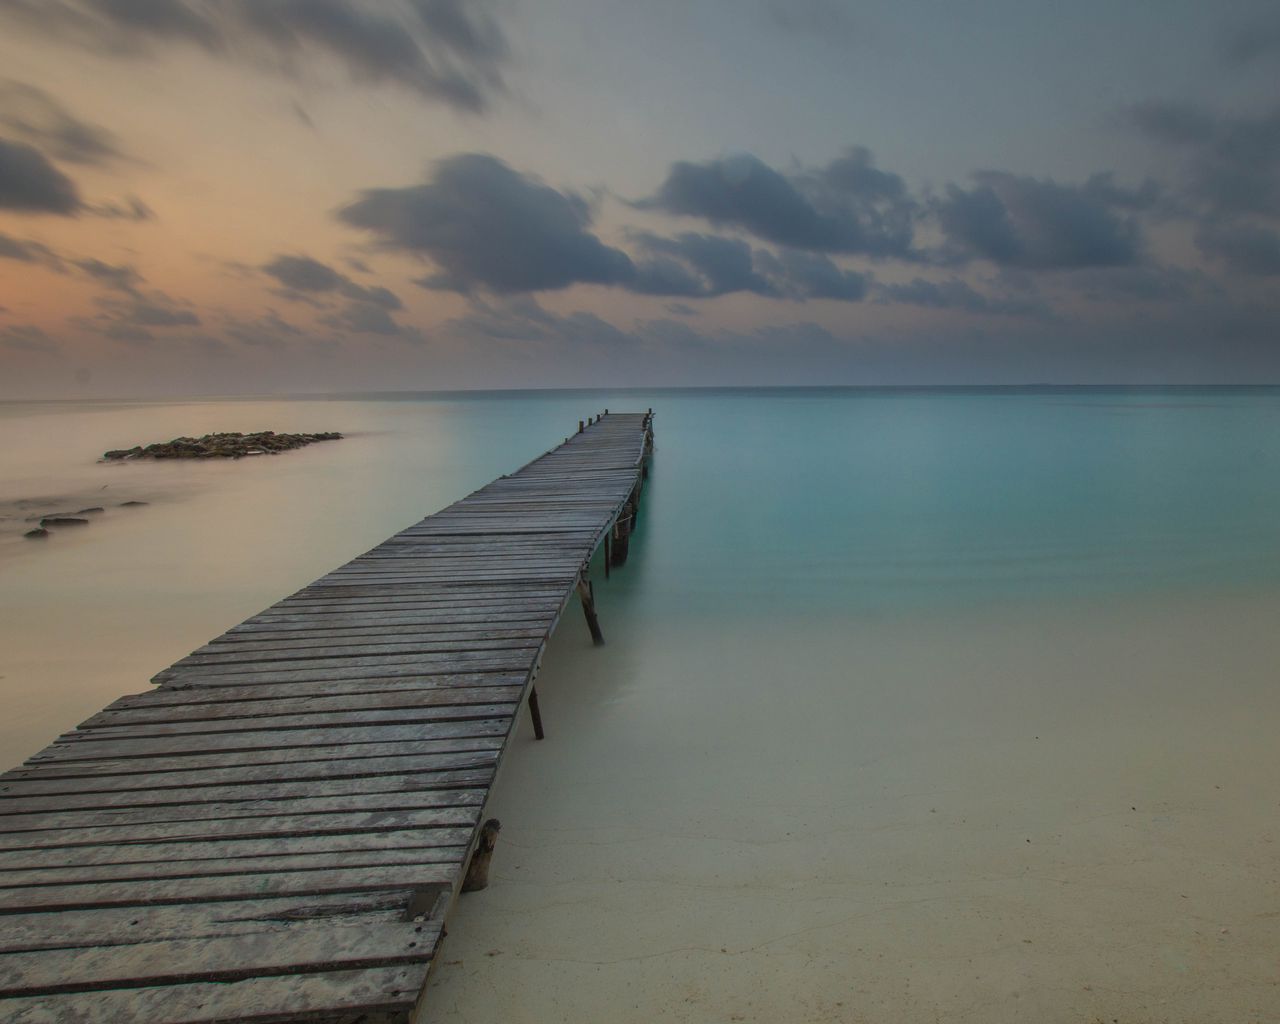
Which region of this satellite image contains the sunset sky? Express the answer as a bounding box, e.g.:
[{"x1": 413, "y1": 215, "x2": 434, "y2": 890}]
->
[{"x1": 1, "y1": 0, "x2": 1278, "y2": 397}]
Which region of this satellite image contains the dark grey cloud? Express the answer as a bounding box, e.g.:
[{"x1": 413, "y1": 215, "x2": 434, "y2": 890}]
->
[
  {"x1": 120, "y1": 300, "x2": 200, "y2": 326},
  {"x1": 263, "y1": 253, "x2": 348, "y2": 292},
  {"x1": 339, "y1": 155, "x2": 875, "y2": 303},
  {"x1": 341, "y1": 154, "x2": 635, "y2": 294},
  {"x1": 0, "y1": 0, "x2": 510, "y2": 113},
  {"x1": 261, "y1": 253, "x2": 402, "y2": 308},
  {"x1": 0, "y1": 137, "x2": 82, "y2": 214},
  {"x1": 411, "y1": 0, "x2": 507, "y2": 62},
  {"x1": 1129, "y1": 101, "x2": 1280, "y2": 217},
  {"x1": 1196, "y1": 222, "x2": 1280, "y2": 276},
  {"x1": 0, "y1": 231, "x2": 63, "y2": 268},
  {"x1": 92, "y1": 195, "x2": 154, "y2": 221},
  {"x1": 222, "y1": 311, "x2": 301, "y2": 350},
  {"x1": 1223, "y1": 15, "x2": 1280, "y2": 65},
  {"x1": 73, "y1": 257, "x2": 143, "y2": 292},
  {"x1": 1064, "y1": 265, "x2": 1216, "y2": 304},
  {"x1": 755, "y1": 249, "x2": 869, "y2": 301},
  {"x1": 767, "y1": 0, "x2": 856, "y2": 42},
  {"x1": 878, "y1": 277, "x2": 1047, "y2": 316},
  {"x1": 639, "y1": 148, "x2": 916, "y2": 257},
  {"x1": 443, "y1": 295, "x2": 635, "y2": 351},
  {"x1": 631, "y1": 231, "x2": 774, "y2": 297},
  {"x1": 0, "y1": 79, "x2": 125, "y2": 166},
  {"x1": 934, "y1": 171, "x2": 1144, "y2": 269},
  {"x1": 86, "y1": 288, "x2": 202, "y2": 339},
  {"x1": 632, "y1": 232, "x2": 869, "y2": 302},
  {"x1": 0, "y1": 323, "x2": 57, "y2": 353},
  {"x1": 321, "y1": 300, "x2": 410, "y2": 337}
]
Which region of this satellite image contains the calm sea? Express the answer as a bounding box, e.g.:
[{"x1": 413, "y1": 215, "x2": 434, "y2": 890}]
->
[{"x1": 3, "y1": 388, "x2": 1278, "y2": 1022}]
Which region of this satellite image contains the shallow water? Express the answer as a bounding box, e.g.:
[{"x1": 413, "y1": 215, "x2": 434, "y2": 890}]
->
[{"x1": 2, "y1": 388, "x2": 1278, "y2": 1022}]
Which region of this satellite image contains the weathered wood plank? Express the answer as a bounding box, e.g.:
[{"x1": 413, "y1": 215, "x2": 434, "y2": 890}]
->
[
  {"x1": 0, "y1": 891, "x2": 412, "y2": 953},
  {"x1": 34, "y1": 720, "x2": 512, "y2": 763},
  {"x1": 85, "y1": 685, "x2": 525, "y2": 727},
  {"x1": 0, "y1": 845, "x2": 468, "y2": 888},
  {"x1": 0, "y1": 787, "x2": 486, "y2": 832},
  {"x1": 0, "y1": 805, "x2": 480, "y2": 852},
  {"x1": 0, "y1": 829, "x2": 472, "y2": 873},
  {"x1": 2, "y1": 750, "x2": 501, "y2": 790},
  {"x1": 73, "y1": 703, "x2": 518, "y2": 740},
  {"x1": 0, "y1": 919, "x2": 440, "y2": 995},
  {"x1": 0, "y1": 863, "x2": 456, "y2": 911},
  {"x1": 0, "y1": 964, "x2": 430, "y2": 1024}
]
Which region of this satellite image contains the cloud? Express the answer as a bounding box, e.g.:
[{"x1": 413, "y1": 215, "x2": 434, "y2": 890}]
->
[
  {"x1": 1129, "y1": 101, "x2": 1280, "y2": 217},
  {"x1": 222, "y1": 311, "x2": 301, "y2": 349},
  {"x1": 1223, "y1": 15, "x2": 1280, "y2": 65},
  {"x1": 411, "y1": 0, "x2": 507, "y2": 63},
  {"x1": 338, "y1": 155, "x2": 876, "y2": 303},
  {"x1": 934, "y1": 171, "x2": 1145, "y2": 269},
  {"x1": 117, "y1": 300, "x2": 201, "y2": 326},
  {"x1": 79, "y1": 288, "x2": 202, "y2": 343},
  {"x1": 0, "y1": 137, "x2": 82, "y2": 214},
  {"x1": 340, "y1": 154, "x2": 636, "y2": 293},
  {"x1": 320, "y1": 300, "x2": 411, "y2": 336},
  {"x1": 878, "y1": 276, "x2": 1048, "y2": 316},
  {"x1": 754, "y1": 248, "x2": 869, "y2": 300},
  {"x1": 1064, "y1": 265, "x2": 1216, "y2": 304},
  {"x1": 73, "y1": 257, "x2": 143, "y2": 292},
  {"x1": 1195, "y1": 222, "x2": 1280, "y2": 276},
  {"x1": 0, "y1": 79, "x2": 125, "y2": 166},
  {"x1": 767, "y1": 0, "x2": 856, "y2": 42},
  {"x1": 0, "y1": 231, "x2": 63, "y2": 269},
  {"x1": 630, "y1": 231, "x2": 774, "y2": 297},
  {"x1": 0, "y1": 0, "x2": 510, "y2": 113},
  {"x1": 664, "y1": 302, "x2": 699, "y2": 317},
  {"x1": 91, "y1": 195, "x2": 154, "y2": 220},
  {"x1": 261, "y1": 252, "x2": 402, "y2": 307},
  {"x1": 639, "y1": 147, "x2": 916, "y2": 257},
  {"x1": 0, "y1": 323, "x2": 57, "y2": 353},
  {"x1": 443, "y1": 295, "x2": 636, "y2": 351}
]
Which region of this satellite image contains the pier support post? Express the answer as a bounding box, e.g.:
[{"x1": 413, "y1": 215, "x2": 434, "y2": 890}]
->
[
  {"x1": 528, "y1": 685, "x2": 545, "y2": 740},
  {"x1": 577, "y1": 575, "x2": 604, "y2": 645},
  {"x1": 610, "y1": 502, "x2": 634, "y2": 567}
]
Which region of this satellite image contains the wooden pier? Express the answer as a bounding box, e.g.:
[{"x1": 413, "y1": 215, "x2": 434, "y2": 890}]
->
[{"x1": 0, "y1": 411, "x2": 654, "y2": 1023}]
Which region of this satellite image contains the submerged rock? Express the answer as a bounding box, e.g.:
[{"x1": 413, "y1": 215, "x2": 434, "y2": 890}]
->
[
  {"x1": 119, "y1": 500, "x2": 149, "y2": 507},
  {"x1": 76, "y1": 507, "x2": 105, "y2": 514},
  {"x1": 40, "y1": 517, "x2": 89, "y2": 528},
  {"x1": 103, "y1": 431, "x2": 343, "y2": 461},
  {"x1": 24, "y1": 528, "x2": 49, "y2": 539}
]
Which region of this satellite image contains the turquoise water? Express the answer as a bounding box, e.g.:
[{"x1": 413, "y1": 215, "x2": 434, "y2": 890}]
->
[{"x1": 3, "y1": 387, "x2": 1279, "y2": 1022}]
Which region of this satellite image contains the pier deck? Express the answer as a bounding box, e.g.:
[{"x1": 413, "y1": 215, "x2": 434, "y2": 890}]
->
[{"x1": 0, "y1": 412, "x2": 653, "y2": 1023}]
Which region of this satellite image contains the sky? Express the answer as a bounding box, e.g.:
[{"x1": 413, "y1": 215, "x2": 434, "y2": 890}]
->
[{"x1": 0, "y1": 0, "x2": 1278, "y2": 397}]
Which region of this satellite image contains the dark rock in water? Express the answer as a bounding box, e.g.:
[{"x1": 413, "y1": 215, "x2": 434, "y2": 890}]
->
[
  {"x1": 24, "y1": 528, "x2": 49, "y2": 539},
  {"x1": 119, "y1": 500, "x2": 149, "y2": 507},
  {"x1": 102, "y1": 431, "x2": 343, "y2": 461},
  {"x1": 40, "y1": 517, "x2": 89, "y2": 527},
  {"x1": 76, "y1": 507, "x2": 105, "y2": 514}
]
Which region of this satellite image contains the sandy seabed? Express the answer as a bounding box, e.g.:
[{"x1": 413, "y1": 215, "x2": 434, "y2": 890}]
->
[{"x1": 421, "y1": 589, "x2": 1280, "y2": 1024}]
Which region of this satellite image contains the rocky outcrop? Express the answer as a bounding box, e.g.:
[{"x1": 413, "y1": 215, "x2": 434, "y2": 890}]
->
[
  {"x1": 103, "y1": 431, "x2": 342, "y2": 461},
  {"x1": 40, "y1": 517, "x2": 89, "y2": 528}
]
